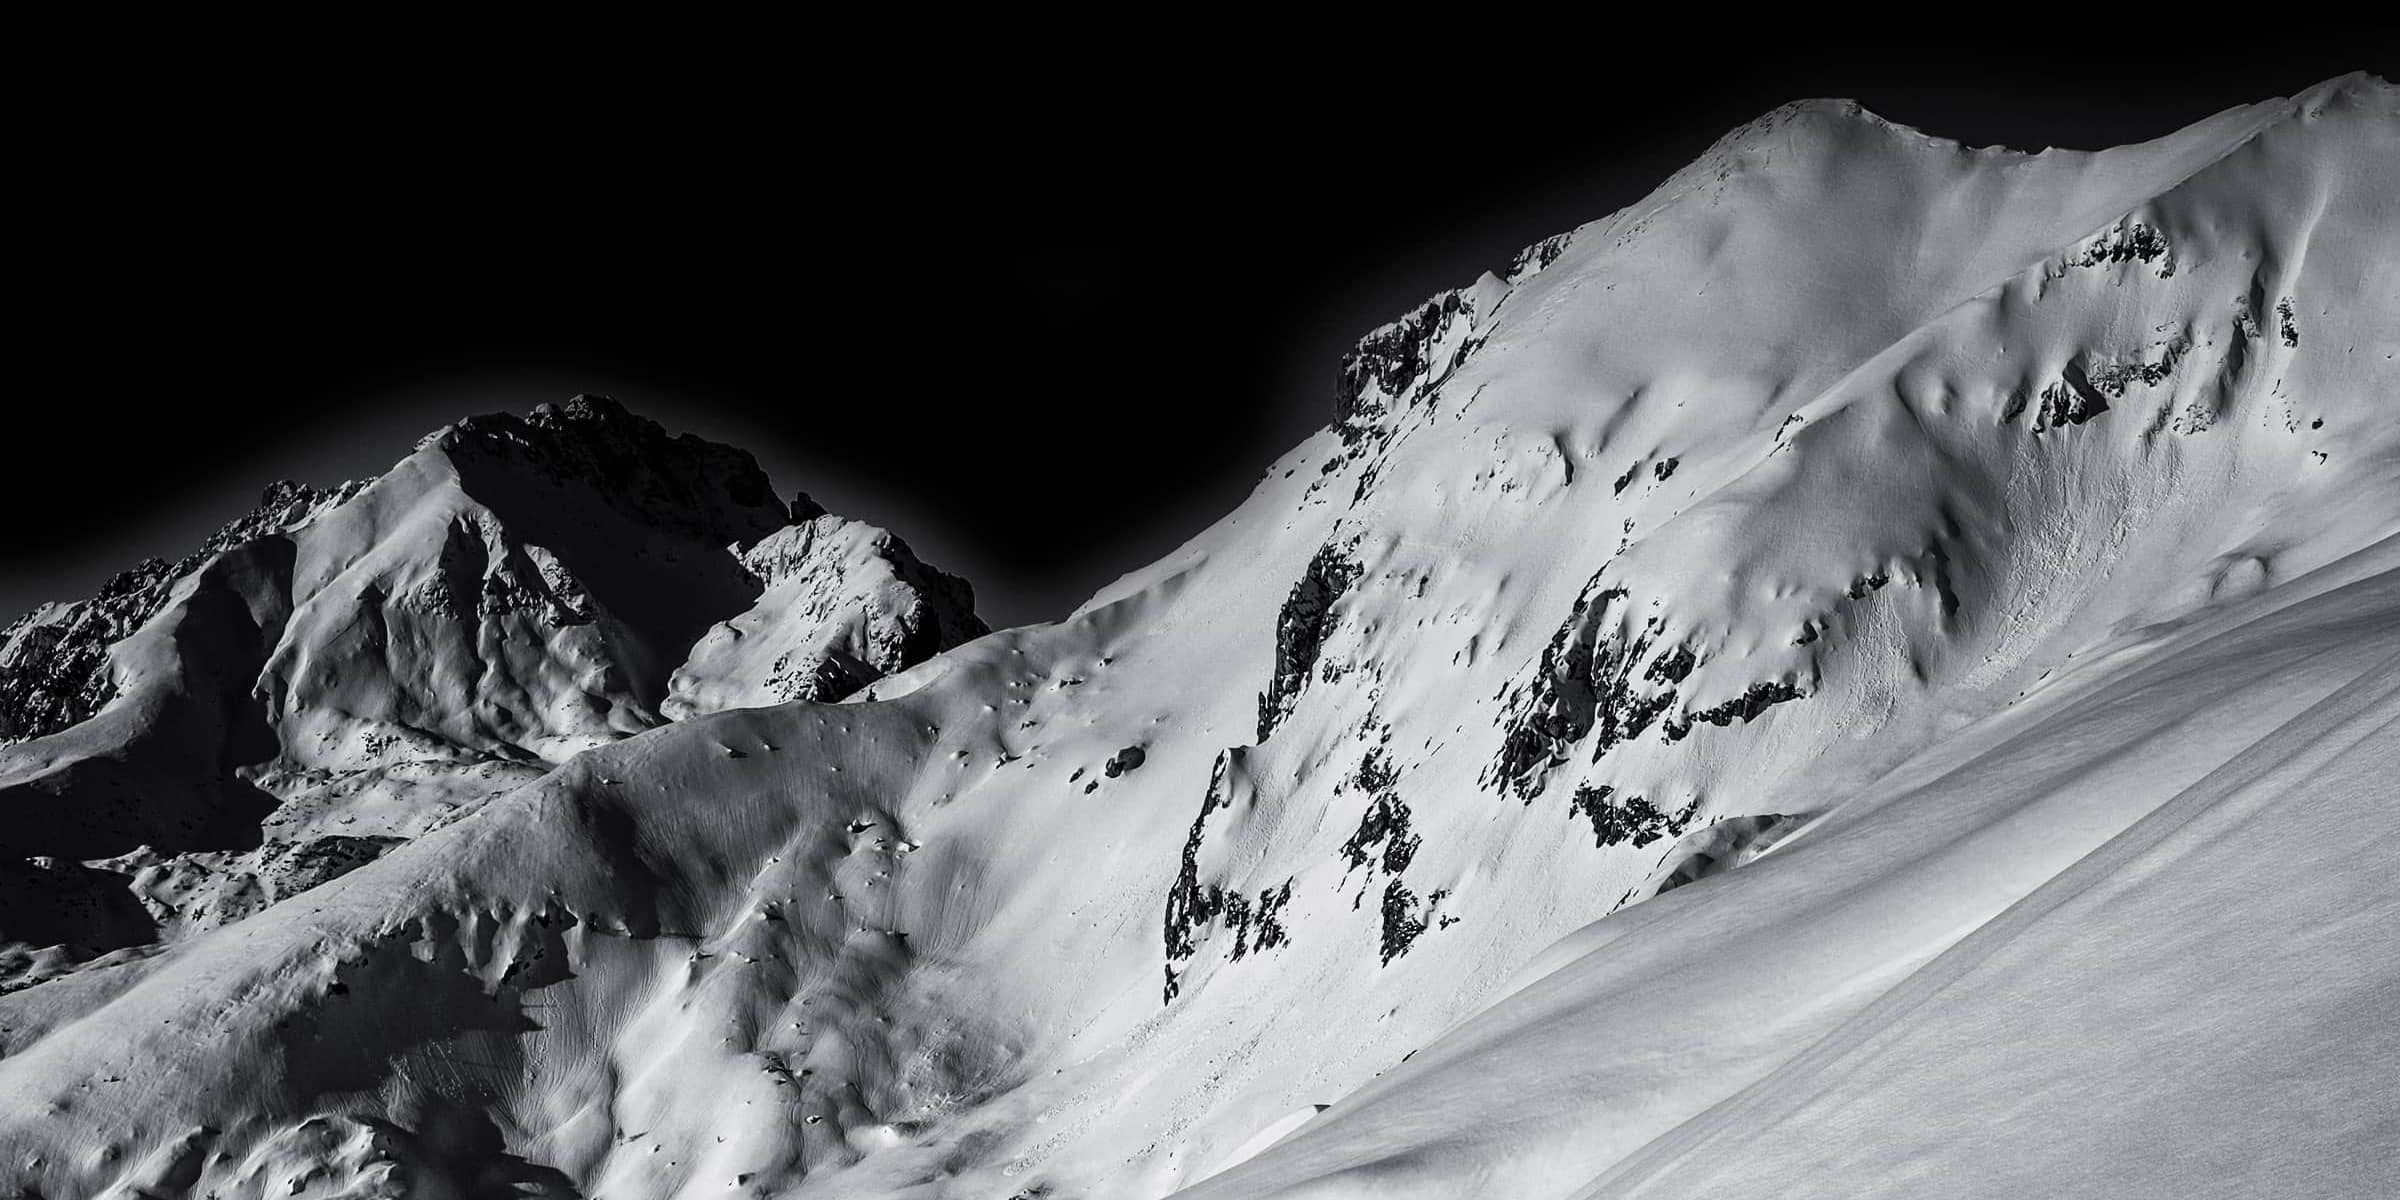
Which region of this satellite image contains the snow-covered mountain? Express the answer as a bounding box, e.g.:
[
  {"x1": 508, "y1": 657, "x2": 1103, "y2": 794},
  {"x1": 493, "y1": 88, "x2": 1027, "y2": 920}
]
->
[
  {"x1": 0, "y1": 395, "x2": 983, "y2": 989},
  {"x1": 1, "y1": 73, "x2": 2393, "y2": 1200}
]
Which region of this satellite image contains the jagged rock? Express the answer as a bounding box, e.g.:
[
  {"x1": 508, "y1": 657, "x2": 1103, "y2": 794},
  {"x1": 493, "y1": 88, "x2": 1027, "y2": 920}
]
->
[
  {"x1": 1337, "y1": 746, "x2": 1418, "y2": 877},
  {"x1": 2031, "y1": 376, "x2": 2109, "y2": 430},
  {"x1": 663, "y1": 516, "x2": 985, "y2": 716},
  {"x1": 2074, "y1": 220, "x2": 2173, "y2": 274},
  {"x1": 1334, "y1": 294, "x2": 1470, "y2": 440},
  {"x1": 1103, "y1": 745, "x2": 1146, "y2": 778},
  {"x1": 1667, "y1": 680, "x2": 1808, "y2": 739},
  {"x1": 1565, "y1": 784, "x2": 1691, "y2": 849},
  {"x1": 1165, "y1": 749, "x2": 1240, "y2": 980},
  {"x1": 1256, "y1": 542, "x2": 1362, "y2": 740},
  {"x1": 1376, "y1": 880, "x2": 1437, "y2": 965},
  {"x1": 1488, "y1": 579, "x2": 1690, "y2": 800}
]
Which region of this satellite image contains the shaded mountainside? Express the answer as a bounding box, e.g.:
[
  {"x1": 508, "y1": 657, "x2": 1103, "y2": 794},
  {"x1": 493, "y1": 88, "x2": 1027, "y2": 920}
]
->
[
  {"x1": 0, "y1": 75, "x2": 2394, "y2": 1200},
  {"x1": 0, "y1": 479, "x2": 361, "y2": 743}
]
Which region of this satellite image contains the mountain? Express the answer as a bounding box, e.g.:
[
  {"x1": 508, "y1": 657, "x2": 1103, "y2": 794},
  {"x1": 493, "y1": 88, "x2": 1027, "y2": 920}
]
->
[
  {"x1": 0, "y1": 395, "x2": 983, "y2": 989},
  {"x1": 0, "y1": 73, "x2": 2393, "y2": 1200}
]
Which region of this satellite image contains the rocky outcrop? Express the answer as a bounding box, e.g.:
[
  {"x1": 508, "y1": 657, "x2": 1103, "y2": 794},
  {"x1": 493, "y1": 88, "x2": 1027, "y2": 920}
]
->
[
  {"x1": 664, "y1": 516, "x2": 985, "y2": 716},
  {"x1": 1487, "y1": 578, "x2": 1689, "y2": 801},
  {"x1": 2073, "y1": 220, "x2": 2173, "y2": 275},
  {"x1": 1566, "y1": 784, "x2": 1693, "y2": 850},
  {"x1": 1164, "y1": 749, "x2": 1240, "y2": 1001},
  {"x1": 1164, "y1": 748, "x2": 1301, "y2": 1000},
  {"x1": 1664, "y1": 680, "x2": 1808, "y2": 740},
  {"x1": 1334, "y1": 293, "x2": 1475, "y2": 441},
  {"x1": 1257, "y1": 542, "x2": 1363, "y2": 741},
  {"x1": 1344, "y1": 753, "x2": 1411, "y2": 878}
]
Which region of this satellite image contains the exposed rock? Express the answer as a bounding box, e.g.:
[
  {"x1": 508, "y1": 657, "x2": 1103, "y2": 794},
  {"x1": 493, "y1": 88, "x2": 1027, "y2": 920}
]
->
[
  {"x1": 1339, "y1": 769, "x2": 1417, "y2": 878},
  {"x1": 2087, "y1": 337, "x2": 2191, "y2": 396},
  {"x1": 2031, "y1": 376, "x2": 2109, "y2": 430},
  {"x1": 1667, "y1": 680, "x2": 1808, "y2": 739},
  {"x1": 664, "y1": 517, "x2": 986, "y2": 716},
  {"x1": 1566, "y1": 784, "x2": 1692, "y2": 850},
  {"x1": 1103, "y1": 745, "x2": 1147, "y2": 779},
  {"x1": 1257, "y1": 542, "x2": 1363, "y2": 741},
  {"x1": 1377, "y1": 880, "x2": 1442, "y2": 965},
  {"x1": 1488, "y1": 578, "x2": 1693, "y2": 800},
  {"x1": 1509, "y1": 232, "x2": 1573, "y2": 279},
  {"x1": 1164, "y1": 749, "x2": 1240, "y2": 996},
  {"x1": 2074, "y1": 220, "x2": 2173, "y2": 275},
  {"x1": 1335, "y1": 293, "x2": 1472, "y2": 441},
  {"x1": 1164, "y1": 748, "x2": 1301, "y2": 999}
]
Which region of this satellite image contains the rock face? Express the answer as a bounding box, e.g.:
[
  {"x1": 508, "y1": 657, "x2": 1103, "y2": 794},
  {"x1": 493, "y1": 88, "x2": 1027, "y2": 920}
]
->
[
  {"x1": 2, "y1": 75, "x2": 2397, "y2": 1200},
  {"x1": 1255, "y1": 541, "x2": 1362, "y2": 740},
  {"x1": 664, "y1": 515, "x2": 986, "y2": 717},
  {"x1": 0, "y1": 395, "x2": 981, "y2": 988}
]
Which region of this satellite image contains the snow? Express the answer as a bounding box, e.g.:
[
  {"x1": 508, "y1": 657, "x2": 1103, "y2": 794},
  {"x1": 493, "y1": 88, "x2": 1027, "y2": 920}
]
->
[
  {"x1": 0, "y1": 72, "x2": 2392, "y2": 1200},
  {"x1": 0, "y1": 396, "x2": 980, "y2": 990},
  {"x1": 665, "y1": 515, "x2": 984, "y2": 719}
]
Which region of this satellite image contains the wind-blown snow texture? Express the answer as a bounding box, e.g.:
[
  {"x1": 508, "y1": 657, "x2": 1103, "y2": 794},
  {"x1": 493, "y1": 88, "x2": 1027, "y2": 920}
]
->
[{"x1": 2, "y1": 75, "x2": 2394, "y2": 1200}]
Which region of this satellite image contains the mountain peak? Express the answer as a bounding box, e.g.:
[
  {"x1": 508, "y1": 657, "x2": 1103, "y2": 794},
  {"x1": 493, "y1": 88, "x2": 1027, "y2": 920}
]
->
[
  {"x1": 532, "y1": 390, "x2": 634, "y2": 423},
  {"x1": 430, "y1": 393, "x2": 791, "y2": 547}
]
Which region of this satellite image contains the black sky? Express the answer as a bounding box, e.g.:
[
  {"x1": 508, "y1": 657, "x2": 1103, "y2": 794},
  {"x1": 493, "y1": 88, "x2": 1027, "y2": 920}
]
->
[{"x1": 9, "y1": 36, "x2": 2393, "y2": 628}]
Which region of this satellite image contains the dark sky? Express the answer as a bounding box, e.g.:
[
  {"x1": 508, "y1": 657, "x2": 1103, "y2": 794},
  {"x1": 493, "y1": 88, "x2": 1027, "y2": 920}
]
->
[{"x1": 10, "y1": 39, "x2": 2391, "y2": 629}]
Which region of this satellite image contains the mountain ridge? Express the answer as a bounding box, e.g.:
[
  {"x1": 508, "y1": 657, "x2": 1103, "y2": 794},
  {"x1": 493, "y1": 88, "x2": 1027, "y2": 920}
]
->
[
  {"x1": 0, "y1": 73, "x2": 2392, "y2": 1199},
  {"x1": 0, "y1": 396, "x2": 984, "y2": 992}
]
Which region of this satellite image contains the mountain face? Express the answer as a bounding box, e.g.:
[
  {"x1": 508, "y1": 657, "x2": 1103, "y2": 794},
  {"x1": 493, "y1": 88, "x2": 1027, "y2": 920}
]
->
[
  {"x1": 0, "y1": 395, "x2": 984, "y2": 989},
  {"x1": 665, "y1": 512, "x2": 986, "y2": 720},
  {"x1": 1, "y1": 74, "x2": 2394, "y2": 1200}
]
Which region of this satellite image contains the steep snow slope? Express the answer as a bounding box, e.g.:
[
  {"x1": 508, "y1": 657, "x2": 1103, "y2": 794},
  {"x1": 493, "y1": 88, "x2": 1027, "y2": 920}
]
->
[
  {"x1": 0, "y1": 396, "x2": 980, "y2": 989},
  {"x1": 1186, "y1": 538, "x2": 2400, "y2": 1199},
  {"x1": 0, "y1": 74, "x2": 2392, "y2": 1200}
]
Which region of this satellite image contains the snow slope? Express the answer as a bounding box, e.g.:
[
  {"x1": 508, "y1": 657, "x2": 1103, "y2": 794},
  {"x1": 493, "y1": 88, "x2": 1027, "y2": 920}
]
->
[
  {"x1": 1186, "y1": 536, "x2": 2400, "y2": 1199},
  {"x1": 0, "y1": 73, "x2": 2392, "y2": 1199}
]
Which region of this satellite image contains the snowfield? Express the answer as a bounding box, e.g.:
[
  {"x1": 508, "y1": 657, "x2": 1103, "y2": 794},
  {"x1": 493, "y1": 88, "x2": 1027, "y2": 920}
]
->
[{"x1": 0, "y1": 72, "x2": 2393, "y2": 1199}]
